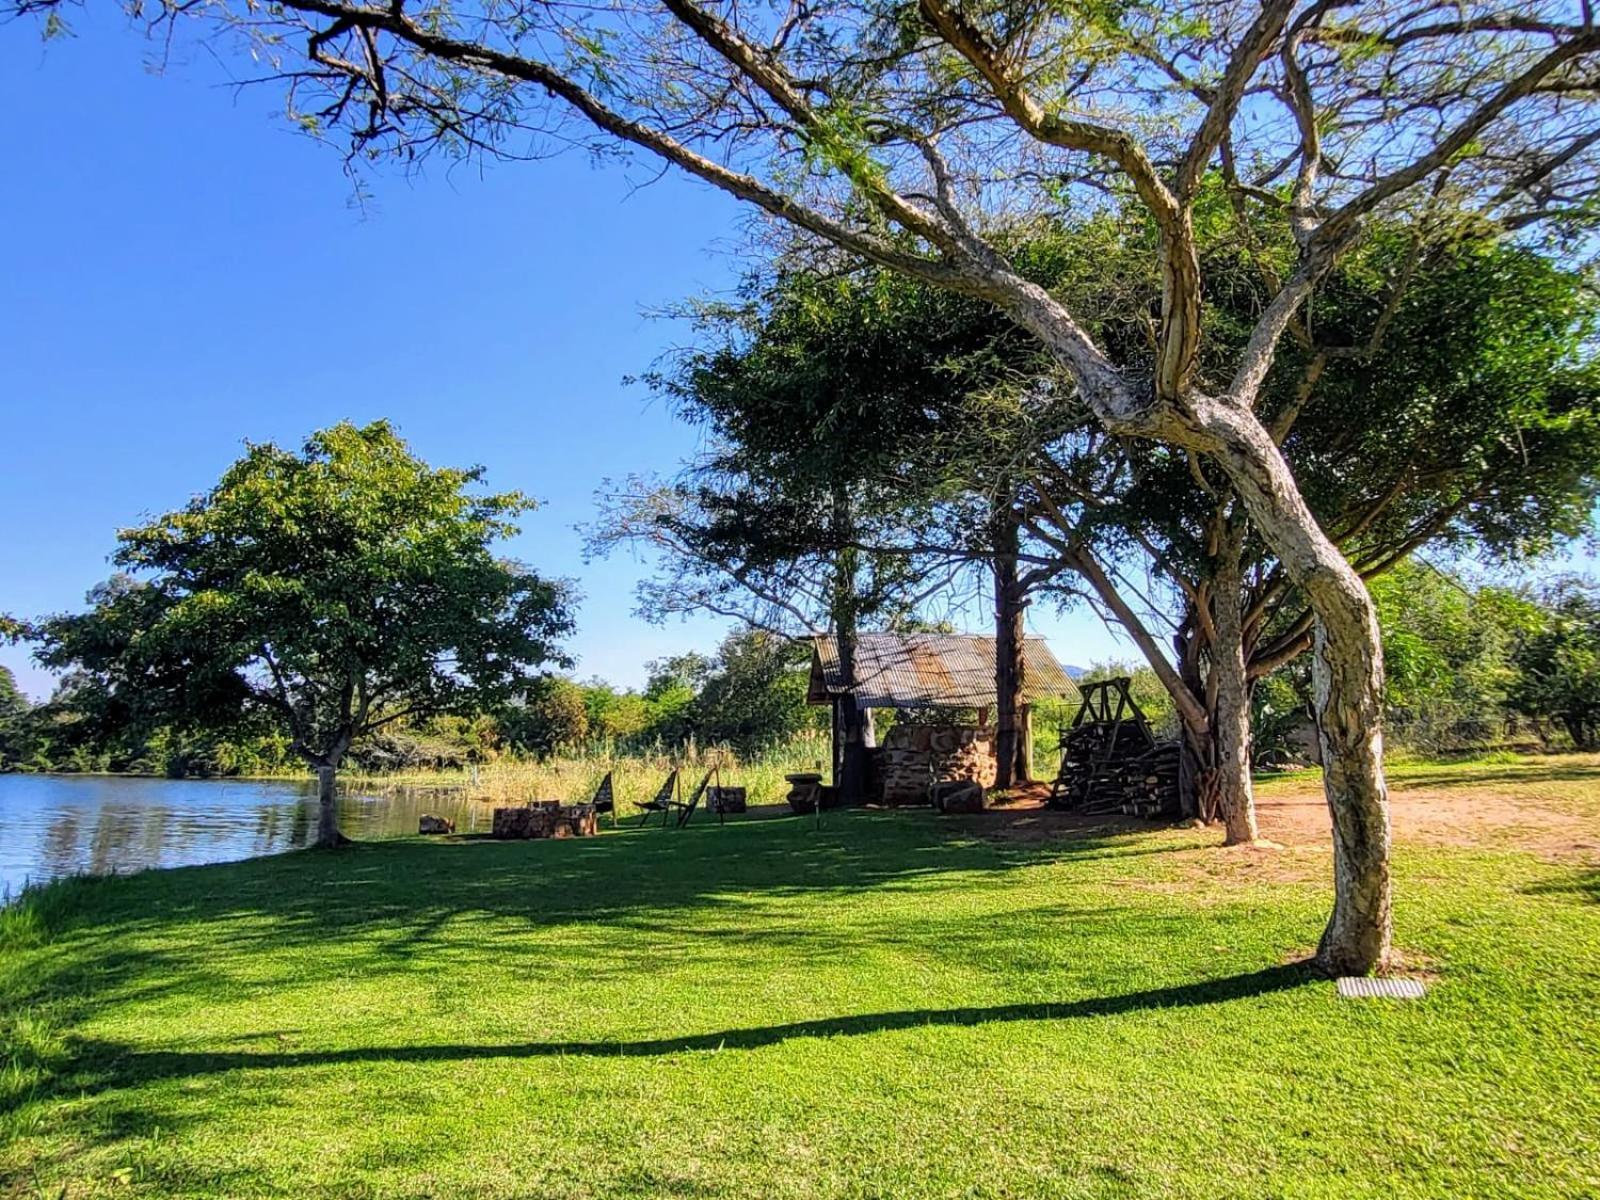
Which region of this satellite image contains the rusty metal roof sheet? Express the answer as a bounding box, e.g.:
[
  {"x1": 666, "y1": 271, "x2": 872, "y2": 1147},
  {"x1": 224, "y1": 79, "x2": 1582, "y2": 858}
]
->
[{"x1": 808, "y1": 633, "x2": 1079, "y2": 708}]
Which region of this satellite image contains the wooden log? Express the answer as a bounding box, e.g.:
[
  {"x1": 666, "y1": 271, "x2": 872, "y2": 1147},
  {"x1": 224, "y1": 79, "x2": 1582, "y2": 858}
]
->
[{"x1": 709, "y1": 786, "x2": 747, "y2": 814}]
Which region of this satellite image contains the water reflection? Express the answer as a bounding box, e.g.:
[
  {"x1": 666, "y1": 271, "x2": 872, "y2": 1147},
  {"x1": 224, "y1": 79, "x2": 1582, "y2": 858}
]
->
[{"x1": 0, "y1": 775, "x2": 491, "y2": 896}]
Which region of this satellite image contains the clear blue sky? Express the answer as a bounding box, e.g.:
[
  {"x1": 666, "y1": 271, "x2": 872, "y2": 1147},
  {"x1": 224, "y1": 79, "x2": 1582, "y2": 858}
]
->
[{"x1": 0, "y1": 10, "x2": 1131, "y2": 701}]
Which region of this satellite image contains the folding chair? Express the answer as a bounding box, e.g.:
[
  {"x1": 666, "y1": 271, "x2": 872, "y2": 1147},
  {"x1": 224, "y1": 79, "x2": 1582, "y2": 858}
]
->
[
  {"x1": 670, "y1": 771, "x2": 713, "y2": 829},
  {"x1": 635, "y1": 769, "x2": 680, "y2": 827},
  {"x1": 590, "y1": 771, "x2": 617, "y2": 827}
]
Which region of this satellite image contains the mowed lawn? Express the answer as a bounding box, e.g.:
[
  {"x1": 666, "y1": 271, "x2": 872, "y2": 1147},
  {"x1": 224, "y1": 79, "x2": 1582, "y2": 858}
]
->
[{"x1": 3, "y1": 757, "x2": 1598, "y2": 1199}]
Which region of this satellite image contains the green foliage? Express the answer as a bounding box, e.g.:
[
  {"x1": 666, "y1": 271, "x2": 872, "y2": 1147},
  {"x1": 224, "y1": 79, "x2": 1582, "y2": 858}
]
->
[
  {"x1": 689, "y1": 630, "x2": 822, "y2": 750},
  {"x1": 0, "y1": 666, "x2": 31, "y2": 770},
  {"x1": 1250, "y1": 669, "x2": 1312, "y2": 767},
  {"x1": 512, "y1": 631, "x2": 822, "y2": 758},
  {"x1": 1282, "y1": 234, "x2": 1600, "y2": 565},
  {"x1": 500, "y1": 676, "x2": 592, "y2": 758},
  {"x1": 1508, "y1": 581, "x2": 1600, "y2": 749},
  {"x1": 29, "y1": 422, "x2": 574, "y2": 780},
  {"x1": 581, "y1": 682, "x2": 654, "y2": 743},
  {"x1": 1252, "y1": 562, "x2": 1563, "y2": 758},
  {"x1": 1370, "y1": 564, "x2": 1541, "y2": 752},
  {"x1": 609, "y1": 249, "x2": 1074, "y2": 639}
]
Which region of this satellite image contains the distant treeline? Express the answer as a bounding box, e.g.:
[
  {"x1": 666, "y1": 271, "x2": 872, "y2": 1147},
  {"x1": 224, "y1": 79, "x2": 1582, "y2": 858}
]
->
[
  {"x1": 3, "y1": 564, "x2": 1596, "y2": 779},
  {"x1": 0, "y1": 627, "x2": 826, "y2": 778}
]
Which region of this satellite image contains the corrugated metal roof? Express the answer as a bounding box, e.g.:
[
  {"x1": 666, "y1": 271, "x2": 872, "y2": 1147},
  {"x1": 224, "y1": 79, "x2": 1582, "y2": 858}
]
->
[{"x1": 808, "y1": 632, "x2": 1079, "y2": 709}]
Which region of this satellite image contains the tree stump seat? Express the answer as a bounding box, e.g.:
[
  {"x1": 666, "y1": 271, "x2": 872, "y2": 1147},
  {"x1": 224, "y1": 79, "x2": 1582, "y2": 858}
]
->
[{"x1": 784, "y1": 773, "x2": 823, "y2": 813}]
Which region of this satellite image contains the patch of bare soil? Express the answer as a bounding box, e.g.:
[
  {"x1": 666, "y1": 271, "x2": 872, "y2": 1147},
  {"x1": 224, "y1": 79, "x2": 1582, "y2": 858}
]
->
[
  {"x1": 936, "y1": 758, "x2": 1600, "y2": 894},
  {"x1": 1257, "y1": 775, "x2": 1600, "y2": 862}
]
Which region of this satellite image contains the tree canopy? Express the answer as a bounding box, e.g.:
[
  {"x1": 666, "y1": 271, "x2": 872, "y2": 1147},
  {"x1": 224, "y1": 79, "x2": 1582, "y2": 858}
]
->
[{"x1": 30, "y1": 421, "x2": 574, "y2": 842}]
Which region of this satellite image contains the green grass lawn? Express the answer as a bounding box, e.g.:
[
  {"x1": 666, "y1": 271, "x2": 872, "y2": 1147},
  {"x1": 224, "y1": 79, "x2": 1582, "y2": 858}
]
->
[{"x1": 3, "y1": 759, "x2": 1598, "y2": 1199}]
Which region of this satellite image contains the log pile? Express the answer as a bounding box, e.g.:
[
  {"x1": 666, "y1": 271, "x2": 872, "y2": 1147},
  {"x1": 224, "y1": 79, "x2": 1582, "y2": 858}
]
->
[
  {"x1": 1051, "y1": 677, "x2": 1180, "y2": 818},
  {"x1": 492, "y1": 802, "x2": 599, "y2": 839},
  {"x1": 1069, "y1": 741, "x2": 1181, "y2": 818},
  {"x1": 880, "y1": 725, "x2": 996, "y2": 806}
]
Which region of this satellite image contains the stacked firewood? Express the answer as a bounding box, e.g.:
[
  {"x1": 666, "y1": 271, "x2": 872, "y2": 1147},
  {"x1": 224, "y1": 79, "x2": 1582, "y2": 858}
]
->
[
  {"x1": 880, "y1": 724, "x2": 997, "y2": 805},
  {"x1": 1058, "y1": 737, "x2": 1181, "y2": 818},
  {"x1": 492, "y1": 802, "x2": 599, "y2": 839}
]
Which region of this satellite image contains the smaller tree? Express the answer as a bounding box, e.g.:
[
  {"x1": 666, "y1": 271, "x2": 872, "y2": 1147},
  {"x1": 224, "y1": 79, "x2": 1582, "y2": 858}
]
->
[
  {"x1": 692, "y1": 629, "x2": 821, "y2": 751},
  {"x1": 0, "y1": 665, "x2": 33, "y2": 770},
  {"x1": 1510, "y1": 582, "x2": 1600, "y2": 750},
  {"x1": 580, "y1": 682, "x2": 652, "y2": 744},
  {"x1": 502, "y1": 676, "x2": 591, "y2": 758},
  {"x1": 31, "y1": 422, "x2": 574, "y2": 845}
]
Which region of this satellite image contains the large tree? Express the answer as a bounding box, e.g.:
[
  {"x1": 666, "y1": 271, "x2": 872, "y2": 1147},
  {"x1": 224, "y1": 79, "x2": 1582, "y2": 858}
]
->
[
  {"x1": 18, "y1": 0, "x2": 1600, "y2": 970},
  {"x1": 611, "y1": 262, "x2": 1074, "y2": 790},
  {"x1": 31, "y1": 421, "x2": 574, "y2": 845},
  {"x1": 0, "y1": 665, "x2": 32, "y2": 770},
  {"x1": 1021, "y1": 223, "x2": 1600, "y2": 842}
]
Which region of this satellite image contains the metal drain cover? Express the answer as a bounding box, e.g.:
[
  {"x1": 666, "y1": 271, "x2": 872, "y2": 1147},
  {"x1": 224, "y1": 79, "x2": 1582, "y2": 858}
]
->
[{"x1": 1337, "y1": 976, "x2": 1427, "y2": 1000}]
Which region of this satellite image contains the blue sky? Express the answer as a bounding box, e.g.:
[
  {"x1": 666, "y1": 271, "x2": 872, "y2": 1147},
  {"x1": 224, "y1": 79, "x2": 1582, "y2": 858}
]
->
[{"x1": 0, "y1": 10, "x2": 1133, "y2": 701}]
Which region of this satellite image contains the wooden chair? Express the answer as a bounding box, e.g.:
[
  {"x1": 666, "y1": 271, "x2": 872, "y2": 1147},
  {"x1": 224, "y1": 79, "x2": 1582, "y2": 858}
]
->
[
  {"x1": 590, "y1": 771, "x2": 616, "y2": 827},
  {"x1": 671, "y1": 771, "x2": 714, "y2": 829},
  {"x1": 635, "y1": 769, "x2": 680, "y2": 827}
]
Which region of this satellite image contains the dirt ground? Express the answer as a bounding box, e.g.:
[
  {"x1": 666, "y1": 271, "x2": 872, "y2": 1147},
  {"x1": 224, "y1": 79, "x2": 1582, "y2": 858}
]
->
[
  {"x1": 967, "y1": 755, "x2": 1600, "y2": 863},
  {"x1": 1254, "y1": 771, "x2": 1600, "y2": 861}
]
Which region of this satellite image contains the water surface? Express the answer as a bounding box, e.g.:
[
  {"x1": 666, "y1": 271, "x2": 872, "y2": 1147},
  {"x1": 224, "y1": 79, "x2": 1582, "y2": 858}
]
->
[{"x1": 0, "y1": 774, "x2": 489, "y2": 896}]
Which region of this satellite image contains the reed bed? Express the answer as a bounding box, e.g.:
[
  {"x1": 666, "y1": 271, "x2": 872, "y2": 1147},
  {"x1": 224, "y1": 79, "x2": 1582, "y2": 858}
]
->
[{"x1": 340, "y1": 732, "x2": 832, "y2": 811}]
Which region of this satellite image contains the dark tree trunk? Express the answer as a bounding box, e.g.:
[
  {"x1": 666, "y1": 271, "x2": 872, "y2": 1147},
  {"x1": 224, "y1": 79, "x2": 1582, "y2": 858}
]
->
[
  {"x1": 831, "y1": 483, "x2": 870, "y2": 804},
  {"x1": 837, "y1": 692, "x2": 869, "y2": 803},
  {"x1": 315, "y1": 762, "x2": 340, "y2": 848},
  {"x1": 1563, "y1": 715, "x2": 1595, "y2": 751},
  {"x1": 993, "y1": 507, "x2": 1029, "y2": 788}
]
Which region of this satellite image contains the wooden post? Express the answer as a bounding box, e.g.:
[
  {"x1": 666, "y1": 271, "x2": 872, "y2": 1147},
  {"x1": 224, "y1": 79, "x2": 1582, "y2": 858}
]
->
[
  {"x1": 830, "y1": 697, "x2": 842, "y2": 787},
  {"x1": 1018, "y1": 704, "x2": 1035, "y2": 783}
]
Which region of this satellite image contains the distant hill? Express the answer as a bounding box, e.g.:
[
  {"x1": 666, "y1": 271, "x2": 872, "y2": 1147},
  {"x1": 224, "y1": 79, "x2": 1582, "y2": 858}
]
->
[{"x1": 1065, "y1": 664, "x2": 1087, "y2": 680}]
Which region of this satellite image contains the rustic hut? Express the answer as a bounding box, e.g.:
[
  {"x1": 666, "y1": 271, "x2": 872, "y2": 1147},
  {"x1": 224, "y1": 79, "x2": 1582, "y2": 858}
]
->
[{"x1": 807, "y1": 632, "x2": 1079, "y2": 802}]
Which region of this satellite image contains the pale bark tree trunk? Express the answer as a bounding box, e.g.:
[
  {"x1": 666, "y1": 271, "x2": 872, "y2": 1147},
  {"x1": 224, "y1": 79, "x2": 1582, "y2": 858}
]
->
[
  {"x1": 306, "y1": 732, "x2": 354, "y2": 849},
  {"x1": 1006, "y1": 289, "x2": 1391, "y2": 971},
  {"x1": 1208, "y1": 543, "x2": 1260, "y2": 844},
  {"x1": 1195, "y1": 404, "x2": 1390, "y2": 974}
]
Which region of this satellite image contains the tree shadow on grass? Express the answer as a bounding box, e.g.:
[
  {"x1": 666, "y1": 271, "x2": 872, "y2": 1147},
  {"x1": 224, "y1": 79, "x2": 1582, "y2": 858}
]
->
[
  {"x1": 2, "y1": 811, "x2": 1209, "y2": 1056},
  {"x1": 55, "y1": 962, "x2": 1315, "y2": 1098},
  {"x1": 1384, "y1": 761, "x2": 1600, "y2": 792},
  {"x1": 1522, "y1": 866, "x2": 1600, "y2": 904},
  {"x1": 23, "y1": 809, "x2": 1191, "y2": 957}
]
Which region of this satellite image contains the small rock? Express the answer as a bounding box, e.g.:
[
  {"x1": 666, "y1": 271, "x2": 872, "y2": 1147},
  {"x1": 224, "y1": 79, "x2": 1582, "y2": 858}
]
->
[{"x1": 418, "y1": 814, "x2": 455, "y2": 835}]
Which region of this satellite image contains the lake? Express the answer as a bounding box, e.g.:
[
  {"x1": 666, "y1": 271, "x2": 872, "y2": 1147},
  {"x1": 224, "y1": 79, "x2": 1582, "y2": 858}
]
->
[{"x1": 0, "y1": 774, "x2": 492, "y2": 897}]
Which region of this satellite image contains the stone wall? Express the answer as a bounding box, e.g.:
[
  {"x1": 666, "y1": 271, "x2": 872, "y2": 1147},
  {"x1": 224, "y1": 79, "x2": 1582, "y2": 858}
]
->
[{"x1": 878, "y1": 724, "x2": 997, "y2": 805}]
